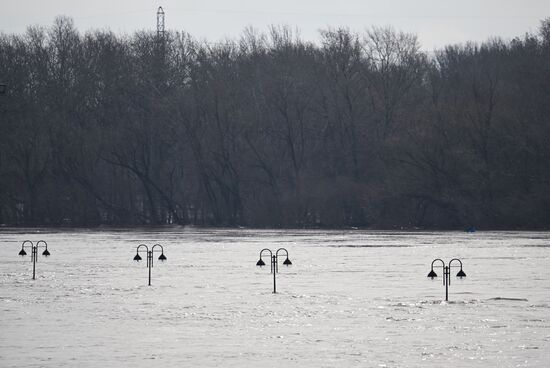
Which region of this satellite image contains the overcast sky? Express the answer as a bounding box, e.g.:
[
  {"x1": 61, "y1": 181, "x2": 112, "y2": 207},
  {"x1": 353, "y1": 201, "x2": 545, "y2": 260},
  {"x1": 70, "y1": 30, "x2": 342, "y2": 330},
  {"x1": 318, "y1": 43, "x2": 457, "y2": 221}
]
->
[{"x1": 1, "y1": 0, "x2": 549, "y2": 50}]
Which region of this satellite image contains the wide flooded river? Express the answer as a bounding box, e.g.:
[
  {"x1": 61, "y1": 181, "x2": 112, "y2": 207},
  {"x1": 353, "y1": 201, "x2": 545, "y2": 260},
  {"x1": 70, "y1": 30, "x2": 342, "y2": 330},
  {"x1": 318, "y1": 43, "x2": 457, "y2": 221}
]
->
[{"x1": 1, "y1": 228, "x2": 549, "y2": 367}]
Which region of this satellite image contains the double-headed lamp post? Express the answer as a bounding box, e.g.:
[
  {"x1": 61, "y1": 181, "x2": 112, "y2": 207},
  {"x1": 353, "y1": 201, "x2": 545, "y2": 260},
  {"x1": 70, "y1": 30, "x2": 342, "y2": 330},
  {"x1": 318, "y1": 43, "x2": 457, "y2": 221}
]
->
[
  {"x1": 133, "y1": 244, "x2": 167, "y2": 286},
  {"x1": 427, "y1": 258, "x2": 467, "y2": 301},
  {"x1": 18, "y1": 240, "x2": 51, "y2": 280},
  {"x1": 256, "y1": 248, "x2": 292, "y2": 293}
]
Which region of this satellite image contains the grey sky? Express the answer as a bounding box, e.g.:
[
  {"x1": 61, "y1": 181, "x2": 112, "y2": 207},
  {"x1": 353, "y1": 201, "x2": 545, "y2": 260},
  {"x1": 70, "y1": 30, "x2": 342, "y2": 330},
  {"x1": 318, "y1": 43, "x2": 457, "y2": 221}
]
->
[{"x1": 1, "y1": 0, "x2": 549, "y2": 50}]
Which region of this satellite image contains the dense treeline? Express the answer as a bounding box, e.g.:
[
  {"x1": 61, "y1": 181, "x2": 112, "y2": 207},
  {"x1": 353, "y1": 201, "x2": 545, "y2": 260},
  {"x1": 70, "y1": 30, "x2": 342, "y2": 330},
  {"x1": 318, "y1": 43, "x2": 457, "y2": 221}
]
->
[{"x1": 1, "y1": 17, "x2": 549, "y2": 228}]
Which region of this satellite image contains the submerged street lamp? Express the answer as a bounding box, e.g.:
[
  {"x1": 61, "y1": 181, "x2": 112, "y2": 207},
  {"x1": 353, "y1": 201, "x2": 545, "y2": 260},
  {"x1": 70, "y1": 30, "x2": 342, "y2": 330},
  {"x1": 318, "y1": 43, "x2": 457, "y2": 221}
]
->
[
  {"x1": 18, "y1": 240, "x2": 51, "y2": 280},
  {"x1": 256, "y1": 248, "x2": 292, "y2": 293},
  {"x1": 427, "y1": 258, "x2": 467, "y2": 301},
  {"x1": 133, "y1": 243, "x2": 166, "y2": 286}
]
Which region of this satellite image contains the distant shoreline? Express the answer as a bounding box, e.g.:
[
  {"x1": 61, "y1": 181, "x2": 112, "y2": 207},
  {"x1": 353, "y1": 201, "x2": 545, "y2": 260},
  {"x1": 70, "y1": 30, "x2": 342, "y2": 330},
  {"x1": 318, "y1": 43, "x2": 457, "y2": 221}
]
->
[{"x1": 1, "y1": 224, "x2": 548, "y2": 232}]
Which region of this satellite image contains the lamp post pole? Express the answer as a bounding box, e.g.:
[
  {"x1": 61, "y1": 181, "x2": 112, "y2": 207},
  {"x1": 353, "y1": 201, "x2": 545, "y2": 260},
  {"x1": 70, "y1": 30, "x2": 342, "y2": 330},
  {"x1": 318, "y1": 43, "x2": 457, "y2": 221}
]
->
[
  {"x1": 427, "y1": 258, "x2": 467, "y2": 301},
  {"x1": 133, "y1": 244, "x2": 167, "y2": 286},
  {"x1": 256, "y1": 248, "x2": 292, "y2": 293},
  {"x1": 272, "y1": 254, "x2": 276, "y2": 293},
  {"x1": 18, "y1": 240, "x2": 51, "y2": 280}
]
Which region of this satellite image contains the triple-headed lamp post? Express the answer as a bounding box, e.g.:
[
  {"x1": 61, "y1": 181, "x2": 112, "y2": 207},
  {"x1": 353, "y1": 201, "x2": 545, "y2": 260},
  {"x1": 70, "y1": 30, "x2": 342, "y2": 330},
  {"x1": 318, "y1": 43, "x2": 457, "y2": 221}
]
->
[
  {"x1": 133, "y1": 243, "x2": 167, "y2": 286},
  {"x1": 256, "y1": 248, "x2": 292, "y2": 293},
  {"x1": 18, "y1": 240, "x2": 51, "y2": 280},
  {"x1": 427, "y1": 258, "x2": 467, "y2": 301}
]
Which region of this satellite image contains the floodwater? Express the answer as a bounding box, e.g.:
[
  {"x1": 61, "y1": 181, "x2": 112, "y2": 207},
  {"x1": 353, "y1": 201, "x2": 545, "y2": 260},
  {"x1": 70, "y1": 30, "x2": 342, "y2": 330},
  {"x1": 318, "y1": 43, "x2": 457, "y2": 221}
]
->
[{"x1": 0, "y1": 228, "x2": 549, "y2": 367}]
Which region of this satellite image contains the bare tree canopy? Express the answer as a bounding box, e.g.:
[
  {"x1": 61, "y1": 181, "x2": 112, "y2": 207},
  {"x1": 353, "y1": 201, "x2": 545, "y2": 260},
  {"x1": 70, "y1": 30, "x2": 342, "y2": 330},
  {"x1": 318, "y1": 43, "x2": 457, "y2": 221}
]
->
[{"x1": 1, "y1": 18, "x2": 549, "y2": 229}]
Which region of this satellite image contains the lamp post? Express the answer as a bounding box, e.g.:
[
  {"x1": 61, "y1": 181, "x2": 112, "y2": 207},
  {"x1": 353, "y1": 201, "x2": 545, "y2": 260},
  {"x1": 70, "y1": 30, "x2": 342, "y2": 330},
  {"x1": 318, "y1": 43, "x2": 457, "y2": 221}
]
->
[
  {"x1": 256, "y1": 248, "x2": 292, "y2": 293},
  {"x1": 18, "y1": 240, "x2": 51, "y2": 280},
  {"x1": 427, "y1": 258, "x2": 467, "y2": 301},
  {"x1": 133, "y1": 243, "x2": 167, "y2": 286}
]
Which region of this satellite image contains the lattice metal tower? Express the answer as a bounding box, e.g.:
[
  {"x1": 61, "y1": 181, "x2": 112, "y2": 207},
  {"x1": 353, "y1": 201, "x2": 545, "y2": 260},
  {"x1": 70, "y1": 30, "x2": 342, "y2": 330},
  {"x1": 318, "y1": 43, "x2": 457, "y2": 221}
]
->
[{"x1": 157, "y1": 7, "x2": 165, "y2": 39}]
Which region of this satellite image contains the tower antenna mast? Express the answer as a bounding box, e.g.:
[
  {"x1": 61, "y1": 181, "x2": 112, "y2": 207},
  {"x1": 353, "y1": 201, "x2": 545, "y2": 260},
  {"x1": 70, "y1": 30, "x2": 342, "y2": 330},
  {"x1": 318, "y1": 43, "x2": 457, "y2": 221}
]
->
[{"x1": 157, "y1": 7, "x2": 165, "y2": 39}]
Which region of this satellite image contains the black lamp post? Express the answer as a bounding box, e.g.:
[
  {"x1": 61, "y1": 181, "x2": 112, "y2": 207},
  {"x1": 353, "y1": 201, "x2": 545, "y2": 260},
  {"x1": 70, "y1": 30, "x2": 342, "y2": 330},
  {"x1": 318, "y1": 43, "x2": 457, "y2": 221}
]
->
[
  {"x1": 133, "y1": 243, "x2": 166, "y2": 286},
  {"x1": 256, "y1": 248, "x2": 292, "y2": 293},
  {"x1": 18, "y1": 240, "x2": 51, "y2": 280},
  {"x1": 427, "y1": 258, "x2": 466, "y2": 301}
]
